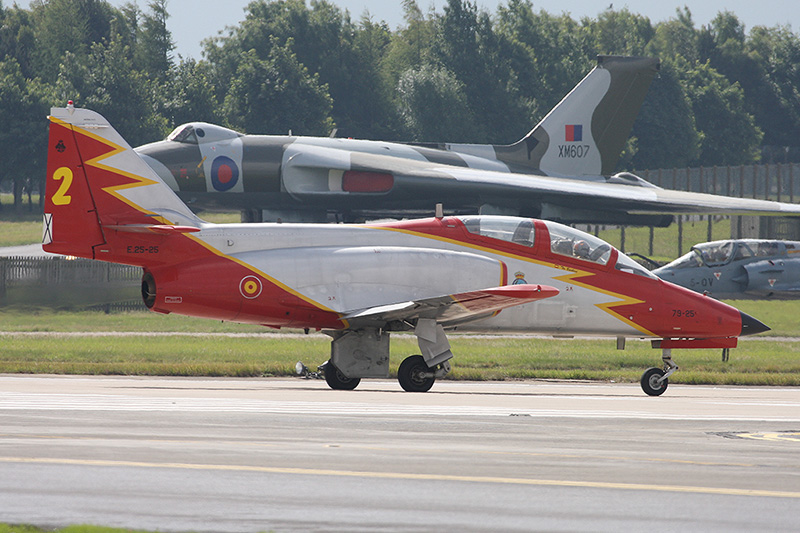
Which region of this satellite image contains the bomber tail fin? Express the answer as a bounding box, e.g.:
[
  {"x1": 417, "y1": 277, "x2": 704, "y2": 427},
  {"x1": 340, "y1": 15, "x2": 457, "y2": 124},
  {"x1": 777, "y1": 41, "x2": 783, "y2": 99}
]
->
[
  {"x1": 494, "y1": 55, "x2": 660, "y2": 177},
  {"x1": 43, "y1": 104, "x2": 203, "y2": 262}
]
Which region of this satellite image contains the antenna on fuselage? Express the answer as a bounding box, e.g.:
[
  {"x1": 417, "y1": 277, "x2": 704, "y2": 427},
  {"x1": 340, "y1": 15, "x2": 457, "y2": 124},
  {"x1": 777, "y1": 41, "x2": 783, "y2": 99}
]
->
[{"x1": 435, "y1": 203, "x2": 444, "y2": 219}]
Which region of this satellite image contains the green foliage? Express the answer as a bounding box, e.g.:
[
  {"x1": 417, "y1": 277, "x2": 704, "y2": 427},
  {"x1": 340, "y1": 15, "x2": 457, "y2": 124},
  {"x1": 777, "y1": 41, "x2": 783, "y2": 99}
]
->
[
  {"x1": 1, "y1": 320, "x2": 799, "y2": 385},
  {"x1": 222, "y1": 41, "x2": 334, "y2": 135},
  {"x1": 631, "y1": 59, "x2": 701, "y2": 169},
  {"x1": 682, "y1": 60, "x2": 763, "y2": 165},
  {"x1": 396, "y1": 64, "x2": 475, "y2": 141}
]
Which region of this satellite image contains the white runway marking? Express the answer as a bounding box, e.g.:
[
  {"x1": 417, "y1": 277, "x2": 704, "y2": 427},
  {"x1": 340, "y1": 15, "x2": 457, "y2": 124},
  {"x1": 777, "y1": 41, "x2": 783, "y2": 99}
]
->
[{"x1": 3, "y1": 389, "x2": 800, "y2": 421}]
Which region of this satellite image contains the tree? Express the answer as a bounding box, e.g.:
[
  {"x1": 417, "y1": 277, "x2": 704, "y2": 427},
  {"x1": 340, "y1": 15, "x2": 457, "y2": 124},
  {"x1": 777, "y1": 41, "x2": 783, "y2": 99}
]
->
[
  {"x1": 163, "y1": 58, "x2": 220, "y2": 127},
  {"x1": 30, "y1": 0, "x2": 116, "y2": 80},
  {"x1": 54, "y1": 40, "x2": 169, "y2": 146},
  {"x1": 382, "y1": 0, "x2": 437, "y2": 83},
  {"x1": 630, "y1": 59, "x2": 701, "y2": 170},
  {"x1": 647, "y1": 7, "x2": 699, "y2": 63},
  {"x1": 696, "y1": 12, "x2": 796, "y2": 157},
  {"x1": 0, "y1": 58, "x2": 55, "y2": 208},
  {"x1": 0, "y1": 3, "x2": 36, "y2": 78},
  {"x1": 584, "y1": 7, "x2": 654, "y2": 56},
  {"x1": 744, "y1": 25, "x2": 800, "y2": 152},
  {"x1": 495, "y1": 1, "x2": 592, "y2": 120},
  {"x1": 396, "y1": 64, "x2": 475, "y2": 141},
  {"x1": 430, "y1": 0, "x2": 532, "y2": 143},
  {"x1": 345, "y1": 16, "x2": 399, "y2": 139},
  {"x1": 682, "y1": 61, "x2": 762, "y2": 165},
  {"x1": 222, "y1": 42, "x2": 334, "y2": 135},
  {"x1": 135, "y1": 0, "x2": 175, "y2": 84}
]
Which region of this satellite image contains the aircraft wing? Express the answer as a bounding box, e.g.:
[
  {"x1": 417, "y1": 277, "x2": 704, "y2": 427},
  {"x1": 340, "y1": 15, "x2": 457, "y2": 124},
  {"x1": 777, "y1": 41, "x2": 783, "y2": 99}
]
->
[
  {"x1": 342, "y1": 284, "x2": 558, "y2": 328},
  {"x1": 283, "y1": 146, "x2": 800, "y2": 224}
]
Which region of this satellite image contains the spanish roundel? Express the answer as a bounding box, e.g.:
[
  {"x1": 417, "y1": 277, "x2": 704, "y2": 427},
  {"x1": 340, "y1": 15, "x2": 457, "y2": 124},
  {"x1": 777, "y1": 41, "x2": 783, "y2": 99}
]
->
[{"x1": 211, "y1": 156, "x2": 240, "y2": 191}]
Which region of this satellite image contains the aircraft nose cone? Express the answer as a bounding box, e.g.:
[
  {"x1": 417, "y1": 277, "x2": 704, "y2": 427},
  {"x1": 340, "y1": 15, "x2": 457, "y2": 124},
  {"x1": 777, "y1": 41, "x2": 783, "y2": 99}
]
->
[{"x1": 740, "y1": 311, "x2": 770, "y2": 336}]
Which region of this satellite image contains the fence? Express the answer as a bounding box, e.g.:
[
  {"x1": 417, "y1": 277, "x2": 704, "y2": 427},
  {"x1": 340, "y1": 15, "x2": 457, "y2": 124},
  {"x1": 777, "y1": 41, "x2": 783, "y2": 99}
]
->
[
  {"x1": 0, "y1": 256, "x2": 143, "y2": 309},
  {"x1": 641, "y1": 163, "x2": 800, "y2": 202}
]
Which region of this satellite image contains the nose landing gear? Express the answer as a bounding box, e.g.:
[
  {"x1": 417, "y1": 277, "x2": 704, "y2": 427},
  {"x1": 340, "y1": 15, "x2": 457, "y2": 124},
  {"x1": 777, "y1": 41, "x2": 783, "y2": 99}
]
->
[{"x1": 640, "y1": 348, "x2": 679, "y2": 396}]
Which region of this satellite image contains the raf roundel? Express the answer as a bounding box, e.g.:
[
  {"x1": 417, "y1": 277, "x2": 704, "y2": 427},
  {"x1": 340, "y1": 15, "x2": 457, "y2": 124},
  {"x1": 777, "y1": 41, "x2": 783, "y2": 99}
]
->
[
  {"x1": 211, "y1": 155, "x2": 240, "y2": 191},
  {"x1": 239, "y1": 275, "x2": 263, "y2": 299}
]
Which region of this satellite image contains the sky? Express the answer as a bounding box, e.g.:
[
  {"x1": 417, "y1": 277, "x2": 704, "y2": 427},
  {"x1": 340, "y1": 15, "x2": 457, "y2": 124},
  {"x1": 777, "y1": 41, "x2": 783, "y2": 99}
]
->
[{"x1": 17, "y1": 0, "x2": 800, "y2": 59}]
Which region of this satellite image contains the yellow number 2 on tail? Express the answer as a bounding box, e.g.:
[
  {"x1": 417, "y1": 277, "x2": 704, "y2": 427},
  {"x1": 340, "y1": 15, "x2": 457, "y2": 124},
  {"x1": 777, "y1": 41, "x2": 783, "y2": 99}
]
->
[{"x1": 51, "y1": 167, "x2": 73, "y2": 205}]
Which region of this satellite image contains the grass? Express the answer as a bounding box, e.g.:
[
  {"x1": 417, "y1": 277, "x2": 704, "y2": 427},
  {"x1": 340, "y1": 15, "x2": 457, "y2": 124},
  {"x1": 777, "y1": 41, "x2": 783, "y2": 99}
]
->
[
  {"x1": 595, "y1": 216, "x2": 730, "y2": 262},
  {"x1": 0, "y1": 305, "x2": 799, "y2": 386},
  {"x1": 0, "y1": 205, "x2": 43, "y2": 248},
  {"x1": 0, "y1": 210, "x2": 241, "y2": 248},
  {"x1": 2, "y1": 330, "x2": 799, "y2": 385}
]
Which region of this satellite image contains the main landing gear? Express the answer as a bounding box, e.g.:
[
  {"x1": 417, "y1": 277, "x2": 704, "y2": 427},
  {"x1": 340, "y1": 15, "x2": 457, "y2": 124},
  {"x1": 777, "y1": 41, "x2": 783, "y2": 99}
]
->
[
  {"x1": 397, "y1": 355, "x2": 451, "y2": 392},
  {"x1": 640, "y1": 348, "x2": 679, "y2": 396},
  {"x1": 321, "y1": 360, "x2": 361, "y2": 391},
  {"x1": 320, "y1": 355, "x2": 451, "y2": 392},
  {"x1": 316, "y1": 320, "x2": 455, "y2": 392}
]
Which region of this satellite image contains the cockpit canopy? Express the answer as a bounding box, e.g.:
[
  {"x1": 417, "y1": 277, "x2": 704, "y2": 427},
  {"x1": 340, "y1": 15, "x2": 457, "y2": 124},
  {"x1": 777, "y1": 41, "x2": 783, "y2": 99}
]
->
[
  {"x1": 457, "y1": 216, "x2": 656, "y2": 279},
  {"x1": 660, "y1": 239, "x2": 800, "y2": 270},
  {"x1": 166, "y1": 123, "x2": 242, "y2": 145}
]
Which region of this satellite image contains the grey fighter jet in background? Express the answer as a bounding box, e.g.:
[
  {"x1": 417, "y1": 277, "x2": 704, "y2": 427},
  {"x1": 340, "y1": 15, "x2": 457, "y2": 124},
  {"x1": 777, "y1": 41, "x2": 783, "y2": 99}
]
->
[
  {"x1": 136, "y1": 55, "x2": 800, "y2": 225},
  {"x1": 653, "y1": 240, "x2": 800, "y2": 299}
]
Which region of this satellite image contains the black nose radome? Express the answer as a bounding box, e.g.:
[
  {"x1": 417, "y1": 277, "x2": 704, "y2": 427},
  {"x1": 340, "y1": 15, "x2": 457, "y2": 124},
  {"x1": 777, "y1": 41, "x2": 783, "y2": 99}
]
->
[{"x1": 740, "y1": 311, "x2": 770, "y2": 336}]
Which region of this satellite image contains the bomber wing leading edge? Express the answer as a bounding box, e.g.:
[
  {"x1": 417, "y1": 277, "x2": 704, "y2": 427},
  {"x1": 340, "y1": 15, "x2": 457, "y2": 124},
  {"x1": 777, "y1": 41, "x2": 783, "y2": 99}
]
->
[{"x1": 136, "y1": 55, "x2": 800, "y2": 225}]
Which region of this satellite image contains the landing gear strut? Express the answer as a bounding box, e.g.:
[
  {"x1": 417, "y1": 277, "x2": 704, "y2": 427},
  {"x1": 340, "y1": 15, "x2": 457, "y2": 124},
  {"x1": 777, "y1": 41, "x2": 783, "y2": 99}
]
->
[{"x1": 640, "y1": 348, "x2": 679, "y2": 396}]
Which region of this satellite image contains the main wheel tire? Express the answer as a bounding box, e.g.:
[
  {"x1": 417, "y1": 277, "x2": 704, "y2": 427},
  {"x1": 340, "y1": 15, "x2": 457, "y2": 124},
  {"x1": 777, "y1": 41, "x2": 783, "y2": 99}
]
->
[
  {"x1": 323, "y1": 361, "x2": 361, "y2": 391},
  {"x1": 398, "y1": 355, "x2": 435, "y2": 392},
  {"x1": 641, "y1": 367, "x2": 668, "y2": 396}
]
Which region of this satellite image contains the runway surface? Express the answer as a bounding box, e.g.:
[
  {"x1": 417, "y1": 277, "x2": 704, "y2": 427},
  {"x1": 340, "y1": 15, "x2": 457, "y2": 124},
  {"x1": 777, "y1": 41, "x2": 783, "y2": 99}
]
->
[{"x1": 2, "y1": 375, "x2": 800, "y2": 532}]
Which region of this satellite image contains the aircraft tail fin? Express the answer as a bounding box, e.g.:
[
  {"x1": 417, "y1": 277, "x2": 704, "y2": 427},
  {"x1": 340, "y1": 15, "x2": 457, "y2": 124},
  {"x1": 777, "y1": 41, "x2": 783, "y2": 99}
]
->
[
  {"x1": 494, "y1": 55, "x2": 660, "y2": 177},
  {"x1": 43, "y1": 104, "x2": 203, "y2": 261}
]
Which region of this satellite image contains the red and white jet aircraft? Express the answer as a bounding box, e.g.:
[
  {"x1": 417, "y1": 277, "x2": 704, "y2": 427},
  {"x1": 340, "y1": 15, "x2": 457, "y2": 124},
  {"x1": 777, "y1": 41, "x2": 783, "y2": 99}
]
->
[{"x1": 43, "y1": 105, "x2": 769, "y2": 395}]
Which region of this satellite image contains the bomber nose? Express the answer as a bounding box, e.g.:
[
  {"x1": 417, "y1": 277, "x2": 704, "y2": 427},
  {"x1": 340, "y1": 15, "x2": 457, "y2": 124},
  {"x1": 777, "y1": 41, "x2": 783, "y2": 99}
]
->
[{"x1": 740, "y1": 311, "x2": 770, "y2": 336}]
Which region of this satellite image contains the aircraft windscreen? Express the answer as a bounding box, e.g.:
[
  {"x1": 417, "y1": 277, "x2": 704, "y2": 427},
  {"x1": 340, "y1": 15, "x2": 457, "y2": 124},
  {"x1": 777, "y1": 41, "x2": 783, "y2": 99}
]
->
[
  {"x1": 615, "y1": 253, "x2": 658, "y2": 279},
  {"x1": 693, "y1": 241, "x2": 734, "y2": 267},
  {"x1": 167, "y1": 125, "x2": 198, "y2": 144},
  {"x1": 166, "y1": 123, "x2": 243, "y2": 144},
  {"x1": 543, "y1": 221, "x2": 611, "y2": 265},
  {"x1": 461, "y1": 216, "x2": 535, "y2": 246},
  {"x1": 660, "y1": 250, "x2": 703, "y2": 270}
]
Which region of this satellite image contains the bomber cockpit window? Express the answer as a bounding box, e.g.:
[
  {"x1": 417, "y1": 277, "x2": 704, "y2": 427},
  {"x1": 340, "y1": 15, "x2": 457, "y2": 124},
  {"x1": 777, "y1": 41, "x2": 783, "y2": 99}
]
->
[
  {"x1": 460, "y1": 216, "x2": 535, "y2": 247},
  {"x1": 167, "y1": 124, "x2": 198, "y2": 144},
  {"x1": 544, "y1": 221, "x2": 611, "y2": 265}
]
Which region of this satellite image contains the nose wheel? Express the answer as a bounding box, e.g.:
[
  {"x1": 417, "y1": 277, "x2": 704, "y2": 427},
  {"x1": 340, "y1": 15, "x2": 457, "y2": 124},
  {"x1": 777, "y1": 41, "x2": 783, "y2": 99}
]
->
[
  {"x1": 641, "y1": 349, "x2": 679, "y2": 396},
  {"x1": 641, "y1": 367, "x2": 668, "y2": 396}
]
